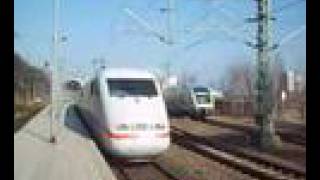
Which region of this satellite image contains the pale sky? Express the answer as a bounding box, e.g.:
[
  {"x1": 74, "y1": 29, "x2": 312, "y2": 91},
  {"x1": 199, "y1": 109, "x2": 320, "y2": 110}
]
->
[{"x1": 14, "y1": 0, "x2": 306, "y2": 86}]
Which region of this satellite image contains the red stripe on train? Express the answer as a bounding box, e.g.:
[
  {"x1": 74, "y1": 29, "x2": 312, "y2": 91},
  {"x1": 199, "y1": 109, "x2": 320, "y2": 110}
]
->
[
  {"x1": 101, "y1": 132, "x2": 170, "y2": 139},
  {"x1": 101, "y1": 133, "x2": 136, "y2": 139},
  {"x1": 155, "y1": 132, "x2": 170, "y2": 138}
]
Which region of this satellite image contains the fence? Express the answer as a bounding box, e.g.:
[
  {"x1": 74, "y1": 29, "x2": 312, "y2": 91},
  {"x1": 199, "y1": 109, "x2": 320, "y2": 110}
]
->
[
  {"x1": 214, "y1": 93, "x2": 305, "y2": 120},
  {"x1": 215, "y1": 97, "x2": 254, "y2": 117}
]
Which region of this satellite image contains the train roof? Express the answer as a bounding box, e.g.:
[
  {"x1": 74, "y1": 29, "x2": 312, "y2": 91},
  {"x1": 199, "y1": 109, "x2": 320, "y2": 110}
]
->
[
  {"x1": 193, "y1": 87, "x2": 210, "y2": 93},
  {"x1": 98, "y1": 68, "x2": 156, "y2": 79},
  {"x1": 66, "y1": 78, "x2": 85, "y2": 86}
]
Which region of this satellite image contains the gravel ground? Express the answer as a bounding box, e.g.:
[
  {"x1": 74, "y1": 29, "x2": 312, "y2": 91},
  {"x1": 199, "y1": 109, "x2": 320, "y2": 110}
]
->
[
  {"x1": 171, "y1": 117, "x2": 306, "y2": 167},
  {"x1": 155, "y1": 144, "x2": 257, "y2": 180}
]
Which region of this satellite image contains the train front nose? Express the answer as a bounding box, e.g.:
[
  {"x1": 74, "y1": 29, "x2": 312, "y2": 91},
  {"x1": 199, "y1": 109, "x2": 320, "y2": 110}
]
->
[
  {"x1": 105, "y1": 93, "x2": 170, "y2": 158},
  {"x1": 106, "y1": 131, "x2": 170, "y2": 158}
]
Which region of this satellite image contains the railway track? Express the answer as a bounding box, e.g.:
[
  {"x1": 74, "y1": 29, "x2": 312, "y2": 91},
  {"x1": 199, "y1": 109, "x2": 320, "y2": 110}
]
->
[
  {"x1": 75, "y1": 106, "x2": 305, "y2": 180},
  {"x1": 197, "y1": 118, "x2": 305, "y2": 146},
  {"x1": 110, "y1": 161, "x2": 179, "y2": 180},
  {"x1": 73, "y1": 106, "x2": 179, "y2": 180},
  {"x1": 171, "y1": 126, "x2": 306, "y2": 180}
]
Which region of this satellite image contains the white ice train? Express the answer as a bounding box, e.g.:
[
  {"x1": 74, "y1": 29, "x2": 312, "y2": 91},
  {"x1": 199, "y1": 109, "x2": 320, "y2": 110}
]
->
[{"x1": 77, "y1": 68, "x2": 170, "y2": 161}]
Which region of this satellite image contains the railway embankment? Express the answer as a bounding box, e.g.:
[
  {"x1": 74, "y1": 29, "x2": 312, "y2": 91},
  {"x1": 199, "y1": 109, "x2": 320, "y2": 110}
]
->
[{"x1": 14, "y1": 102, "x2": 47, "y2": 133}]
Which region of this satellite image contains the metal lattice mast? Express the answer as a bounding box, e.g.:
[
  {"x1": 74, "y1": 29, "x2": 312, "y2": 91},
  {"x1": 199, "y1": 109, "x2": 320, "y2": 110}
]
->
[
  {"x1": 166, "y1": 0, "x2": 174, "y2": 45},
  {"x1": 164, "y1": 0, "x2": 175, "y2": 81},
  {"x1": 254, "y1": 0, "x2": 277, "y2": 148}
]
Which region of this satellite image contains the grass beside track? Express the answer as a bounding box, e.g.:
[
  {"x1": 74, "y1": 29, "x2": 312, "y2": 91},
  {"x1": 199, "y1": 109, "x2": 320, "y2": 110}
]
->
[{"x1": 14, "y1": 102, "x2": 47, "y2": 133}]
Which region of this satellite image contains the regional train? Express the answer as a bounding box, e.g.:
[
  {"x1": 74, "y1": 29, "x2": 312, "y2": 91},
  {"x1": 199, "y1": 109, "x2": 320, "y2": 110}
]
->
[
  {"x1": 163, "y1": 86, "x2": 214, "y2": 118},
  {"x1": 191, "y1": 86, "x2": 214, "y2": 117},
  {"x1": 77, "y1": 68, "x2": 170, "y2": 161},
  {"x1": 65, "y1": 79, "x2": 82, "y2": 91}
]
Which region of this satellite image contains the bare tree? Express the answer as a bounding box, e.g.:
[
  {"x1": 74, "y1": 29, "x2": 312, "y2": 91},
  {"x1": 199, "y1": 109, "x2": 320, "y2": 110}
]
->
[
  {"x1": 222, "y1": 57, "x2": 286, "y2": 116},
  {"x1": 178, "y1": 71, "x2": 197, "y2": 88},
  {"x1": 208, "y1": 79, "x2": 217, "y2": 89},
  {"x1": 223, "y1": 61, "x2": 254, "y2": 99},
  {"x1": 269, "y1": 54, "x2": 286, "y2": 122},
  {"x1": 154, "y1": 61, "x2": 172, "y2": 90},
  {"x1": 219, "y1": 61, "x2": 255, "y2": 116},
  {"x1": 14, "y1": 52, "x2": 50, "y2": 105},
  {"x1": 297, "y1": 69, "x2": 306, "y2": 121}
]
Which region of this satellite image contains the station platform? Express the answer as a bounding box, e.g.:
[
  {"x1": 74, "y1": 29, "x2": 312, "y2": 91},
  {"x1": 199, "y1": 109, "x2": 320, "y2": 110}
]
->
[{"x1": 14, "y1": 102, "x2": 117, "y2": 180}]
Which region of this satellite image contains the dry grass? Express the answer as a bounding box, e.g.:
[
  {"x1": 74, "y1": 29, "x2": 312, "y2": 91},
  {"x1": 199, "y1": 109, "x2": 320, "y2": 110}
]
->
[
  {"x1": 171, "y1": 117, "x2": 306, "y2": 167},
  {"x1": 14, "y1": 102, "x2": 46, "y2": 133}
]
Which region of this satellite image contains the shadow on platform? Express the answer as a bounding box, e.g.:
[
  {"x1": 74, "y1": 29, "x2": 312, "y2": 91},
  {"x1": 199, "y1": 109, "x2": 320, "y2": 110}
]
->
[{"x1": 64, "y1": 105, "x2": 91, "y2": 139}]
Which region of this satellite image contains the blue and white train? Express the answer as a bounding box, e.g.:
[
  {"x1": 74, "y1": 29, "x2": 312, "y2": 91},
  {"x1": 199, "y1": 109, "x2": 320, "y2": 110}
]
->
[{"x1": 163, "y1": 86, "x2": 215, "y2": 118}]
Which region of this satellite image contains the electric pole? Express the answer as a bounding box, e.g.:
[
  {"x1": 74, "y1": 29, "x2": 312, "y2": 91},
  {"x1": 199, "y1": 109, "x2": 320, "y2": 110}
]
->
[
  {"x1": 49, "y1": 0, "x2": 59, "y2": 144},
  {"x1": 253, "y1": 0, "x2": 279, "y2": 149},
  {"x1": 164, "y1": 0, "x2": 174, "y2": 45},
  {"x1": 123, "y1": 0, "x2": 175, "y2": 87},
  {"x1": 251, "y1": 1, "x2": 305, "y2": 148},
  {"x1": 92, "y1": 58, "x2": 98, "y2": 76},
  {"x1": 162, "y1": 0, "x2": 175, "y2": 88}
]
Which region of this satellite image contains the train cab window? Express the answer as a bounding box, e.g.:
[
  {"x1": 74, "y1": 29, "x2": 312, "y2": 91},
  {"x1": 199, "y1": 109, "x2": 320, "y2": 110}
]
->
[
  {"x1": 193, "y1": 87, "x2": 209, "y2": 93},
  {"x1": 107, "y1": 79, "x2": 157, "y2": 97},
  {"x1": 196, "y1": 94, "x2": 211, "y2": 104}
]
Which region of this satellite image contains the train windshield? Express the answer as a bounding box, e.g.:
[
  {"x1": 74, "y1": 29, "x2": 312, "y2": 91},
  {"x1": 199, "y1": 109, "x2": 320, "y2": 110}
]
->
[
  {"x1": 107, "y1": 79, "x2": 158, "y2": 97},
  {"x1": 196, "y1": 94, "x2": 211, "y2": 104},
  {"x1": 193, "y1": 87, "x2": 209, "y2": 93}
]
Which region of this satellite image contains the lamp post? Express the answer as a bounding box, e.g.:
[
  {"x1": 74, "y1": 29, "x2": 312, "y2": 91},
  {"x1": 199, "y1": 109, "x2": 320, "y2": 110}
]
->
[{"x1": 49, "y1": 0, "x2": 60, "y2": 144}]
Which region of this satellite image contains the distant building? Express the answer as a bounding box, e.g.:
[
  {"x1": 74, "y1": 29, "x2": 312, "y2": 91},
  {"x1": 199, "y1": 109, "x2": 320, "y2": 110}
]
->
[
  {"x1": 295, "y1": 73, "x2": 305, "y2": 92},
  {"x1": 286, "y1": 69, "x2": 305, "y2": 93},
  {"x1": 166, "y1": 76, "x2": 178, "y2": 87},
  {"x1": 160, "y1": 75, "x2": 178, "y2": 90},
  {"x1": 287, "y1": 70, "x2": 295, "y2": 92}
]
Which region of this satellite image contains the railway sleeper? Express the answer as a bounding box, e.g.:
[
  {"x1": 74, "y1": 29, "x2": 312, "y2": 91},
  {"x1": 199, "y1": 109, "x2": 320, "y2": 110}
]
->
[
  {"x1": 172, "y1": 132, "x2": 304, "y2": 180},
  {"x1": 171, "y1": 126, "x2": 305, "y2": 178}
]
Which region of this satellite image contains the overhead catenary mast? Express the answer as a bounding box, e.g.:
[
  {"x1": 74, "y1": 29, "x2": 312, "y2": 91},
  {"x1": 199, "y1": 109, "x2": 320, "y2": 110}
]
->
[
  {"x1": 165, "y1": 0, "x2": 174, "y2": 45},
  {"x1": 253, "y1": 0, "x2": 279, "y2": 149},
  {"x1": 162, "y1": 0, "x2": 175, "y2": 86},
  {"x1": 124, "y1": 0, "x2": 176, "y2": 88}
]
